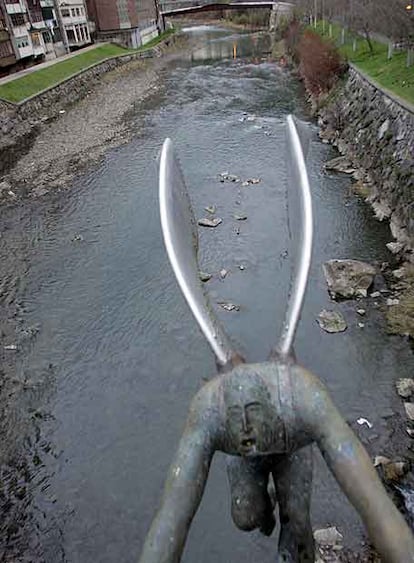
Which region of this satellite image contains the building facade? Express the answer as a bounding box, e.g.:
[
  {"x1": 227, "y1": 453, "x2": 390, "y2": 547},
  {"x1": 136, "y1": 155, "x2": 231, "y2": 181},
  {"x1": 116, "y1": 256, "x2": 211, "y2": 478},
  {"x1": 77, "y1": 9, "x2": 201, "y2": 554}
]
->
[
  {"x1": 86, "y1": 0, "x2": 159, "y2": 48},
  {"x1": 0, "y1": 0, "x2": 91, "y2": 74}
]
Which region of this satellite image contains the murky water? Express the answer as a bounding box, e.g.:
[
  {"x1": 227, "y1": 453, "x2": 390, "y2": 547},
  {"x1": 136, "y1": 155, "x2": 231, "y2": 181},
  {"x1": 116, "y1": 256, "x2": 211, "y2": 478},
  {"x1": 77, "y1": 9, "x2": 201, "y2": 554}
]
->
[{"x1": 1, "y1": 26, "x2": 413, "y2": 562}]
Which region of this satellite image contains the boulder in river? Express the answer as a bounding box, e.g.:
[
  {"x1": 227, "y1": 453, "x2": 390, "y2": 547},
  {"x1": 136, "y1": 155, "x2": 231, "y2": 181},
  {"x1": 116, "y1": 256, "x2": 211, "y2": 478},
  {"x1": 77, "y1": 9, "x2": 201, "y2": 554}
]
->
[
  {"x1": 198, "y1": 217, "x2": 222, "y2": 228},
  {"x1": 323, "y1": 259, "x2": 376, "y2": 299},
  {"x1": 324, "y1": 155, "x2": 355, "y2": 174},
  {"x1": 316, "y1": 310, "x2": 347, "y2": 333}
]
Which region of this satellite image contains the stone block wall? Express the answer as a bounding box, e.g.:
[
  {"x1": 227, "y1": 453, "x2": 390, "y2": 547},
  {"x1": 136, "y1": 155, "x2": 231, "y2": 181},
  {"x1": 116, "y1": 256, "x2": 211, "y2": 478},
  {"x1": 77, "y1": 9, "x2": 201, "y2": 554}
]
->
[{"x1": 319, "y1": 66, "x2": 414, "y2": 252}]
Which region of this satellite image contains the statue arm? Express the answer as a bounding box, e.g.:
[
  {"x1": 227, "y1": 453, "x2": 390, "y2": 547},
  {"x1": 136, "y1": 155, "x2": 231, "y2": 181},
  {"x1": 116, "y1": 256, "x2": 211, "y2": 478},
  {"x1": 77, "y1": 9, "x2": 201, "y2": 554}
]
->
[
  {"x1": 295, "y1": 367, "x2": 414, "y2": 563},
  {"x1": 139, "y1": 391, "x2": 216, "y2": 563}
]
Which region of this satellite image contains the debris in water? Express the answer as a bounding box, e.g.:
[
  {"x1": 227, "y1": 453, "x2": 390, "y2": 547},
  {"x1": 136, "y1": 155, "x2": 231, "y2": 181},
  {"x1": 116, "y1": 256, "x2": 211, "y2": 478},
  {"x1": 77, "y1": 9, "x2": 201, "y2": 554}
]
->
[
  {"x1": 386, "y1": 298, "x2": 400, "y2": 306},
  {"x1": 316, "y1": 310, "x2": 347, "y2": 333},
  {"x1": 199, "y1": 272, "x2": 212, "y2": 282},
  {"x1": 219, "y1": 172, "x2": 240, "y2": 183},
  {"x1": 205, "y1": 205, "x2": 216, "y2": 214},
  {"x1": 59, "y1": 109, "x2": 66, "y2": 114},
  {"x1": 241, "y1": 178, "x2": 261, "y2": 187},
  {"x1": 358, "y1": 322, "x2": 365, "y2": 328},
  {"x1": 217, "y1": 302, "x2": 240, "y2": 312},
  {"x1": 4, "y1": 344, "x2": 17, "y2": 351},
  {"x1": 357, "y1": 417, "x2": 373, "y2": 429},
  {"x1": 239, "y1": 265, "x2": 245, "y2": 271},
  {"x1": 370, "y1": 291, "x2": 381, "y2": 298},
  {"x1": 198, "y1": 217, "x2": 222, "y2": 228},
  {"x1": 219, "y1": 269, "x2": 228, "y2": 279},
  {"x1": 72, "y1": 234, "x2": 84, "y2": 242},
  {"x1": 234, "y1": 213, "x2": 247, "y2": 221},
  {"x1": 356, "y1": 308, "x2": 366, "y2": 316}
]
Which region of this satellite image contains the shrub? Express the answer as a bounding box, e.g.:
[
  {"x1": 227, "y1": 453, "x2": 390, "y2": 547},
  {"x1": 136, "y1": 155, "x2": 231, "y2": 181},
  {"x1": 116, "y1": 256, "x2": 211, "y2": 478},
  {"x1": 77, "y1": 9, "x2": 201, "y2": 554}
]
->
[{"x1": 297, "y1": 30, "x2": 346, "y2": 96}]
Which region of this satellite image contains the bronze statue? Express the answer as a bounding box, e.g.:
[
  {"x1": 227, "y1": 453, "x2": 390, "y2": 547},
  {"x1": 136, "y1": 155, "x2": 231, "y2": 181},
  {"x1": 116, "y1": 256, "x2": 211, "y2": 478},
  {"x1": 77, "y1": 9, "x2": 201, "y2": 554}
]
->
[{"x1": 140, "y1": 118, "x2": 414, "y2": 562}]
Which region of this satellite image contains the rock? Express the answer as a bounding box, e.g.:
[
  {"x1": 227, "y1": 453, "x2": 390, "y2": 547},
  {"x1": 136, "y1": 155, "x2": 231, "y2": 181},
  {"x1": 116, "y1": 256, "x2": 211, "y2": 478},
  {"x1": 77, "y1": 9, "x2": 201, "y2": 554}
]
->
[
  {"x1": 378, "y1": 118, "x2": 390, "y2": 140},
  {"x1": 372, "y1": 200, "x2": 392, "y2": 221},
  {"x1": 404, "y1": 403, "x2": 414, "y2": 421},
  {"x1": 217, "y1": 302, "x2": 240, "y2": 312},
  {"x1": 198, "y1": 217, "x2": 222, "y2": 228},
  {"x1": 234, "y1": 213, "x2": 247, "y2": 221},
  {"x1": 199, "y1": 272, "x2": 212, "y2": 282},
  {"x1": 396, "y1": 379, "x2": 414, "y2": 399},
  {"x1": 386, "y1": 298, "x2": 400, "y2": 306},
  {"x1": 386, "y1": 241, "x2": 405, "y2": 254},
  {"x1": 324, "y1": 156, "x2": 355, "y2": 174},
  {"x1": 323, "y1": 259, "x2": 376, "y2": 299},
  {"x1": 219, "y1": 172, "x2": 240, "y2": 183},
  {"x1": 316, "y1": 310, "x2": 347, "y2": 333},
  {"x1": 351, "y1": 180, "x2": 372, "y2": 199},
  {"x1": 374, "y1": 456, "x2": 408, "y2": 482},
  {"x1": 241, "y1": 178, "x2": 261, "y2": 186},
  {"x1": 374, "y1": 455, "x2": 391, "y2": 467},
  {"x1": 219, "y1": 269, "x2": 228, "y2": 279},
  {"x1": 356, "y1": 308, "x2": 366, "y2": 316},
  {"x1": 205, "y1": 205, "x2": 216, "y2": 214},
  {"x1": 314, "y1": 527, "x2": 343, "y2": 547}
]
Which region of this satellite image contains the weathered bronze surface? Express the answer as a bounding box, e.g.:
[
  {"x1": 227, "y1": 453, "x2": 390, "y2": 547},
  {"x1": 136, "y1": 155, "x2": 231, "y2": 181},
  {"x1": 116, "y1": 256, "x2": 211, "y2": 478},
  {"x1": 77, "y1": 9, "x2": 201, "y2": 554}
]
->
[{"x1": 140, "y1": 360, "x2": 414, "y2": 562}]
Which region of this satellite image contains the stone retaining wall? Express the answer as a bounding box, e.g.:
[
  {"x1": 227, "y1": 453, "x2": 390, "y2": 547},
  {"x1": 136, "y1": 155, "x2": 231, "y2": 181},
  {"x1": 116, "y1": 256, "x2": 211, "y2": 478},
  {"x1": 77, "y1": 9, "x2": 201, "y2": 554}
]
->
[
  {"x1": 318, "y1": 65, "x2": 414, "y2": 254},
  {"x1": 0, "y1": 37, "x2": 174, "y2": 172}
]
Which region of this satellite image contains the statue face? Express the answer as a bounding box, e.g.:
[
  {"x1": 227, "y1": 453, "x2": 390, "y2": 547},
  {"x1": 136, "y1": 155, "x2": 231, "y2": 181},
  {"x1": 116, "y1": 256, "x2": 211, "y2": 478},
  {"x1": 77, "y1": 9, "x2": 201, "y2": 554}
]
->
[{"x1": 224, "y1": 371, "x2": 282, "y2": 456}]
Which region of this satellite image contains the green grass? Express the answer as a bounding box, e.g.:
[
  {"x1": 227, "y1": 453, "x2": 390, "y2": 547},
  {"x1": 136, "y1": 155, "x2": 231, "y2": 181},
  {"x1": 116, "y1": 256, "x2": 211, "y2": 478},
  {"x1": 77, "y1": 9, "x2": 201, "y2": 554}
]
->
[
  {"x1": 311, "y1": 20, "x2": 414, "y2": 105},
  {"x1": 0, "y1": 29, "x2": 175, "y2": 103}
]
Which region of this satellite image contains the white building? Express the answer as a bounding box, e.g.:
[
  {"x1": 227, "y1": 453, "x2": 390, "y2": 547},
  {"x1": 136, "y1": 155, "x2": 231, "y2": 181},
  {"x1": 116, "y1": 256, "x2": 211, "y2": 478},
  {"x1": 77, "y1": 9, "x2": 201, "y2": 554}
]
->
[{"x1": 59, "y1": 0, "x2": 90, "y2": 47}]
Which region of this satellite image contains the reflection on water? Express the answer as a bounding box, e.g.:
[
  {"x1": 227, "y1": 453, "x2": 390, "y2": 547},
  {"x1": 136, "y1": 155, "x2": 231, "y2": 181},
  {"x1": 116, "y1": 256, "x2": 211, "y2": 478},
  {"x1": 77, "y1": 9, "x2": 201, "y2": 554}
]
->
[{"x1": 191, "y1": 31, "x2": 272, "y2": 61}]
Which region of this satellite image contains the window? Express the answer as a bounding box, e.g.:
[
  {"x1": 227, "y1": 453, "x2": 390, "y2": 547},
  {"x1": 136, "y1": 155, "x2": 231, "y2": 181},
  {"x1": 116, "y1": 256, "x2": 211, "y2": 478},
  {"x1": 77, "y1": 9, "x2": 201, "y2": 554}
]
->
[
  {"x1": 16, "y1": 35, "x2": 29, "y2": 48},
  {"x1": 61, "y1": 8, "x2": 70, "y2": 17},
  {"x1": 66, "y1": 28, "x2": 75, "y2": 41},
  {"x1": 10, "y1": 13, "x2": 26, "y2": 26}
]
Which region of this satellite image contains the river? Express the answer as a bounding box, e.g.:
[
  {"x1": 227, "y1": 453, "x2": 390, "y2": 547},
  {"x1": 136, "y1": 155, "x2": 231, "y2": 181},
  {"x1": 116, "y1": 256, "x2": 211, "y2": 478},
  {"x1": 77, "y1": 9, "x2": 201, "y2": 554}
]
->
[{"x1": 0, "y1": 25, "x2": 412, "y2": 562}]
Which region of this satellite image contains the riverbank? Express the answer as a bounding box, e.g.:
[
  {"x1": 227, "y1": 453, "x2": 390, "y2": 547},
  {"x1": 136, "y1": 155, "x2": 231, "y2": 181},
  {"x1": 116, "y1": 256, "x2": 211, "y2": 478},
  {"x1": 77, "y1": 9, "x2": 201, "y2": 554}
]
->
[{"x1": 0, "y1": 35, "x2": 187, "y2": 202}]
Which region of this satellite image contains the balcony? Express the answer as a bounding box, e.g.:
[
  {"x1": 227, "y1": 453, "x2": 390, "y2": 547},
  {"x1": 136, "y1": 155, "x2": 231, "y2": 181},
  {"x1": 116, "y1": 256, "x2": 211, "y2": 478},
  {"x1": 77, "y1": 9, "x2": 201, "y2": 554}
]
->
[
  {"x1": 40, "y1": 0, "x2": 53, "y2": 7},
  {"x1": 5, "y1": 1, "x2": 27, "y2": 14}
]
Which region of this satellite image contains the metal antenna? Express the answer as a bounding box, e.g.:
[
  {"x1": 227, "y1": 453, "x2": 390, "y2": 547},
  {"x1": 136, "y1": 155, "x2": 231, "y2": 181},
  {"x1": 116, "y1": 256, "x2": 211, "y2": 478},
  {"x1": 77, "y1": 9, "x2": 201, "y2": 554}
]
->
[
  {"x1": 159, "y1": 138, "x2": 240, "y2": 370},
  {"x1": 274, "y1": 115, "x2": 313, "y2": 359}
]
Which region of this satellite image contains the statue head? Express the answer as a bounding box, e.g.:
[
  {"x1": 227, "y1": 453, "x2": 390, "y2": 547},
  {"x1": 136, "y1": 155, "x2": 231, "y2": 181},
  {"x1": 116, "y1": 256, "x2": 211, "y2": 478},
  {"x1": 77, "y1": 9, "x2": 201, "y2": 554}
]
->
[{"x1": 222, "y1": 366, "x2": 285, "y2": 456}]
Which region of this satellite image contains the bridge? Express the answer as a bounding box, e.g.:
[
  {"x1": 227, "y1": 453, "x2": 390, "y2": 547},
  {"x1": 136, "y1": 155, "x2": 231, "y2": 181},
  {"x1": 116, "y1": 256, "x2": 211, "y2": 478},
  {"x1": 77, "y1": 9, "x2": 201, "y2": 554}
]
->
[{"x1": 160, "y1": 0, "x2": 293, "y2": 18}]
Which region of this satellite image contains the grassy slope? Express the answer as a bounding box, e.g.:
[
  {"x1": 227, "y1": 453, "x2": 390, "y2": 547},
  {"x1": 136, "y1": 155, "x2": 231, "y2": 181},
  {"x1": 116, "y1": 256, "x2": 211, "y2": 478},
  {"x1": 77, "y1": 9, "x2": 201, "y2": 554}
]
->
[
  {"x1": 313, "y1": 21, "x2": 414, "y2": 105},
  {"x1": 0, "y1": 29, "x2": 174, "y2": 103}
]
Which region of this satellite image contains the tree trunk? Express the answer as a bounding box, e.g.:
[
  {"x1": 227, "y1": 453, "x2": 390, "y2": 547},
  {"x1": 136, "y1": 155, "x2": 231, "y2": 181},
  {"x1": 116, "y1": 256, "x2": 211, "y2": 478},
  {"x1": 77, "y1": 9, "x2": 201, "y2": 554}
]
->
[{"x1": 363, "y1": 27, "x2": 374, "y2": 55}]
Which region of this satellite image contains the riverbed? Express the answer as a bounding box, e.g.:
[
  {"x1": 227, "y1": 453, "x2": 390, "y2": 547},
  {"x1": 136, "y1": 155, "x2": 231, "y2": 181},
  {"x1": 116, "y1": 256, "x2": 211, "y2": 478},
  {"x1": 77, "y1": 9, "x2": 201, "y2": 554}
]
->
[{"x1": 0, "y1": 26, "x2": 412, "y2": 562}]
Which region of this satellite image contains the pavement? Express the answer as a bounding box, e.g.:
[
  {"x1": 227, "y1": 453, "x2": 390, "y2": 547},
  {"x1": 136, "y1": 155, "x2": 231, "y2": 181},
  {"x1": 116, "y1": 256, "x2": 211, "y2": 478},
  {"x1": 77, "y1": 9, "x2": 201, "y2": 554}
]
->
[{"x1": 0, "y1": 42, "x2": 109, "y2": 86}]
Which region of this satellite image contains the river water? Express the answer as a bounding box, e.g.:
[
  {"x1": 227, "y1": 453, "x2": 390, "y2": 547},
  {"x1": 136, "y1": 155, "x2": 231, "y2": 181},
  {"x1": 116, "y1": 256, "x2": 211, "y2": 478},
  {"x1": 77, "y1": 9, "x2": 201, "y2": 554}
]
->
[{"x1": 1, "y1": 26, "x2": 413, "y2": 562}]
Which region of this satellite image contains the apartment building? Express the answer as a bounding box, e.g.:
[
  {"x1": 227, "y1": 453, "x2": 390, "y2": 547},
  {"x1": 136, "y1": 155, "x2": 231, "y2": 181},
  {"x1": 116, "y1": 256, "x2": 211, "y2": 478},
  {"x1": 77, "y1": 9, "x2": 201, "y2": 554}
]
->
[
  {"x1": 0, "y1": 2, "x2": 16, "y2": 68},
  {"x1": 0, "y1": 0, "x2": 90, "y2": 73},
  {"x1": 86, "y1": 0, "x2": 159, "y2": 48}
]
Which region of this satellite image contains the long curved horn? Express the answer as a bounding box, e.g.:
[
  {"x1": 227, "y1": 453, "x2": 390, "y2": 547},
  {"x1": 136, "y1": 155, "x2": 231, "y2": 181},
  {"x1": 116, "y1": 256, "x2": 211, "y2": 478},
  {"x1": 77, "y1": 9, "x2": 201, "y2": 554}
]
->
[
  {"x1": 274, "y1": 115, "x2": 313, "y2": 358},
  {"x1": 159, "y1": 138, "x2": 241, "y2": 370}
]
